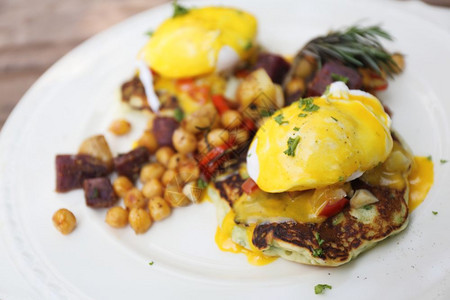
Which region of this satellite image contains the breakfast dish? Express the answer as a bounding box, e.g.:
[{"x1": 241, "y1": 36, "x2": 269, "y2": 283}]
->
[
  {"x1": 53, "y1": 1, "x2": 434, "y2": 269},
  {"x1": 1, "y1": 0, "x2": 449, "y2": 298}
]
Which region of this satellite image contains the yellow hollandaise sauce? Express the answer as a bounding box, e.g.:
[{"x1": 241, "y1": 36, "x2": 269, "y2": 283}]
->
[
  {"x1": 215, "y1": 210, "x2": 277, "y2": 266},
  {"x1": 232, "y1": 189, "x2": 327, "y2": 225},
  {"x1": 408, "y1": 156, "x2": 434, "y2": 212},
  {"x1": 248, "y1": 86, "x2": 393, "y2": 193}
]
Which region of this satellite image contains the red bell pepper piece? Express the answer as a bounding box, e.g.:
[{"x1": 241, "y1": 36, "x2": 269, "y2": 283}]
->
[
  {"x1": 198, "y1": 140, "x2": 234, "y2": 179},
  {"x1": 318, "y1": 197, "x2": 349, "y2": 218},
  {"x1": 242, "y1": 178, "x2": 259, "y2": 195},
  {"x1": 212, "y1": 94, "x2": 230, "y2": 115}
]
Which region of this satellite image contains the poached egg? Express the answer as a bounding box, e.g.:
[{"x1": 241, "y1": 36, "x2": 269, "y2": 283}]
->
[
  {"x1": 247, "y1": 82, "x2": 393, "y2": 193},
  {"x1": 139, "y1": 6, "x2": 257, "y2": 78}
]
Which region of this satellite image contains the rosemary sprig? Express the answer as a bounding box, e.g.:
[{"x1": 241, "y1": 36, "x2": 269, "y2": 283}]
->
[{"x1": 302, "y1": 25, "x2": 400, "y2": 77}]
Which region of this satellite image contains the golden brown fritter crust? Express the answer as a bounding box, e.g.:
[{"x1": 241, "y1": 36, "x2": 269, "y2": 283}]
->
[{"x1": 213, "y1": 172, "x2": 409, "y2": 266}]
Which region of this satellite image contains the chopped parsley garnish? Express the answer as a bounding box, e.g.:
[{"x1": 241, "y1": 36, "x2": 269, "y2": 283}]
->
[
  {"x1": 243, "y1": 40, "x2": 253, "y2": 50},
  {"x1": 331, "y1": 116, "x2": 338, "y2": 122},
  {"x1": 338, "y1": 176, "x2": 344, "y2": 182},
  {"x1": 247, "y1": 153, "x2": 252, "y2": 157},
  {"x1": 145, "y1": 30, "x2": 154, "y2": 37},
  {"x1": 172, "y1": 0, "x2": 189, "y2": 17},
  {"x1": 312, "y1": 248, "x2": 324, "y2": 257},
  {"x1": 314, "y1": 284, "x2": 332, "y2": 295},
  {"x1": 432, "y1": 211, "x2": 438, "y2": 215},
  {"x1": 331, "y1": 73, "x2": 349, "y2": 84},
  {"x1": 148, "y1": 261, "x2": 154, "y2": 266},
  {"x1": 363, "y1": 205, "x2": 373, "y2": 210},
  {"x1": 299, "y1": 97, "x2": 320, "y2": 112},
  {"x1": 260, "y1": 109, "x2": 274, "y2": 117},
  {"x1": 284, "y1": 136, "x2": 300, "y2": 157},
  {"x1": 197, "y1": 178, "x2": 208, "y2": 189},
  {"x1": 174, "y1": 107, "x2": 185, "y2": 122},
  {"x1": 298, "y1": 113, "x2": 308, "y2": 118},
  {"x1": 314, "y1": 232, "x2": 324, "y2": 246},
  {"x1": 274, "y1": 114, "x2": 289, "y2": 125},
  {"x1": 426, "y1": 155, "x2": 432, "y2": 161},
  {"x1": 440, "y1": 159, "x2": 448, "y2": 164},
  {"x1": 293, "y1": 127, "x2": 300, "y2": 131}
]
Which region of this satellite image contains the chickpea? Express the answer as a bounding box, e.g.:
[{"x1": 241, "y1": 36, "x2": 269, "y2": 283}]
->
[
  {"x1": 109, "y1": 119, "x2": 131, "y2": 135},
  {"x1": 184, "y1": 115, "x2": 211, "y2": 134},
  {"x1": 294, "y1": 55, "x2": 316, "y2": 78},
  {"x1": 392, "y1": 53, "x2": 405, "y2": 74},
  {"x1": 207, "y1": 129, "x2": 230, "y2": 147},
  {"x1": 178, "y1": 159, "x2": 200, "y2": 182},
  {"x1": 182, "y1": 181, "x2": 202, "y2": 203},
  {"x1": 128, "y1": 208, "x2": 152, "y2": 234},
  {"x1": 105, "y1": 206, "x2": 128, "y2": 228},
  {"x1": 155, "y1": 147, "x2": 175, "y2": 167},
  {"x1": 221, "y1": 110, "x2": 242, "y2": 129},
  {"x1": 172, "y1": 128, "x2": 197, "y2": 154},
  {"x1": 124, "y1": 188, "x2": 147, "y2": 209},
  {"x1": 285, "y1": 78, "x2": 305, "y2": 97},
  {"x1": 168, "y1": 153, "x2": 186, "y2": 170},
  {"x1": 164, "y1": 181, "x2": 190, "y2": 207},
  {"x1": 113, "y1": 176, "x2": 134, "y2": 198},
  {"x1": 52, "y1": 208, "x2": 76, "y2": 235},
  {"x1": 137, "y1": 131, "x2": 158, "y2": 153},
  {"x1": 148, "y1": 196, "x2": 171, "y2": 221},
  {"x1": 197, "y1": 138, "x2": 209, "y2": 155},
  {"x1": 142, "y1": 178, "x2": 164, "y2": 198},
  {"x1": 233, "y1": 129, "x2": 250, "y2": 146},
  {"x1": 161, "y1": 169, "x2": 179, "y2": 186},
  {"x1": 140, "y1": 162, "x2": 165, "y2": 183}
]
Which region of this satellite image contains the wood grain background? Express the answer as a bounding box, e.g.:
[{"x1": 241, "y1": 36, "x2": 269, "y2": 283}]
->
[{"x1": 0, "y1": 0, "x2": 170, "y2": 129}]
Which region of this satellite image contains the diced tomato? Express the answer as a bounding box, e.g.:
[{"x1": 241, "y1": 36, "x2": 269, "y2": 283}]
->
[
  {"x1": 176, "y1": 79, "x2": 210, "y2": 103},
  {"x1": 318, "y1": 197, "x2": 349, "y2": 218},
  {"x1": 242, "y1": 178, "x2": 259, "y2": 195},
  {"x1": 191, "y1": 85, "x2": 210, "y2": 104},
  {"x1": 176, "y1": 78, "x2": 195, "y2": 91},
  {"x1": 212, "y1": 94, "x2": 230, "y2": 114}
]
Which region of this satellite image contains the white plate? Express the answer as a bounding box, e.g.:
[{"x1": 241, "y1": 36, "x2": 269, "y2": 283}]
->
[{"x1": 1, "y1": 0, "x2": 450, "y2": 299}]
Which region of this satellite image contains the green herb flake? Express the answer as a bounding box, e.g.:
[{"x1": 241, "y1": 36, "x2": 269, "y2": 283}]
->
[
  {"x1": 247, "y1": 153, "x2": 252, "y2": 157},
  {"x1": 331, "y1": 73, "x2": 349, "y2": 84},
  {"x1": 338, "y1": 176, "x2": 344, "y2": 182},
  {"x1": 197, "y1": 178, "x2": 208, "y2": 189},
  {"x1": 284, "y1": 136, "x2": 301, "y2": 157},
  {"x1": 314, "y1": 232, "x2": 324, "y2": 246},
  {"x1": 426, "y1": 155, "x2": 432, "y2": 161},
  {"x1": 440, "y1": 159, "x2": 448, "y2": 164},
  {"x1": 331, "y1": 116, "x2": 338, "y2": 122},
  {"x1": 260, "y1": 109, "x2": 273, "y2": 117},
  {"x1": 148, "y1": 261, "x2": 154, "y2": 266},
  {"x1": 363, "y1": 205, "x2": 372, "y2": 210},
  {"x1": 299, "y1": 97, "x2": 320, "y2": 112},
  {"x1": 298, "y1": 113, "x2": 308, "y2": 118},
  {"x1": 432, "y1": 211, "x2": 438, "y2": 215},
  {"x1": 274, "y1": 114, "x2": 289, "y2": 125},
  {"x1": 293, "y1": 127, "x2": 300, "y2": 131},
  {"x1": 312, "y1": 248, "x2": 324, "y2": 257},
  {"x1": 315, "y1": 284, "x2": 332, "y2": 295},
  {"x1": 243, "y1": 40, "x2": 253, "y2": 51},
  {"x1": 145, "y1": 30, "x2": 154, "y2": 37},
  {"x1": 172, "y1": 0, "x2": 189, "y2": 17},
  {"x1": 174, "y1": 107, "x2": 185, "y2": 122}
]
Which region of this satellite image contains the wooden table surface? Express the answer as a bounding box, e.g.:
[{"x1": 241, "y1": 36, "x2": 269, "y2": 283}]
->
[{"x1": 0, "y1": 0, "x2": 170, "y2": 129}]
